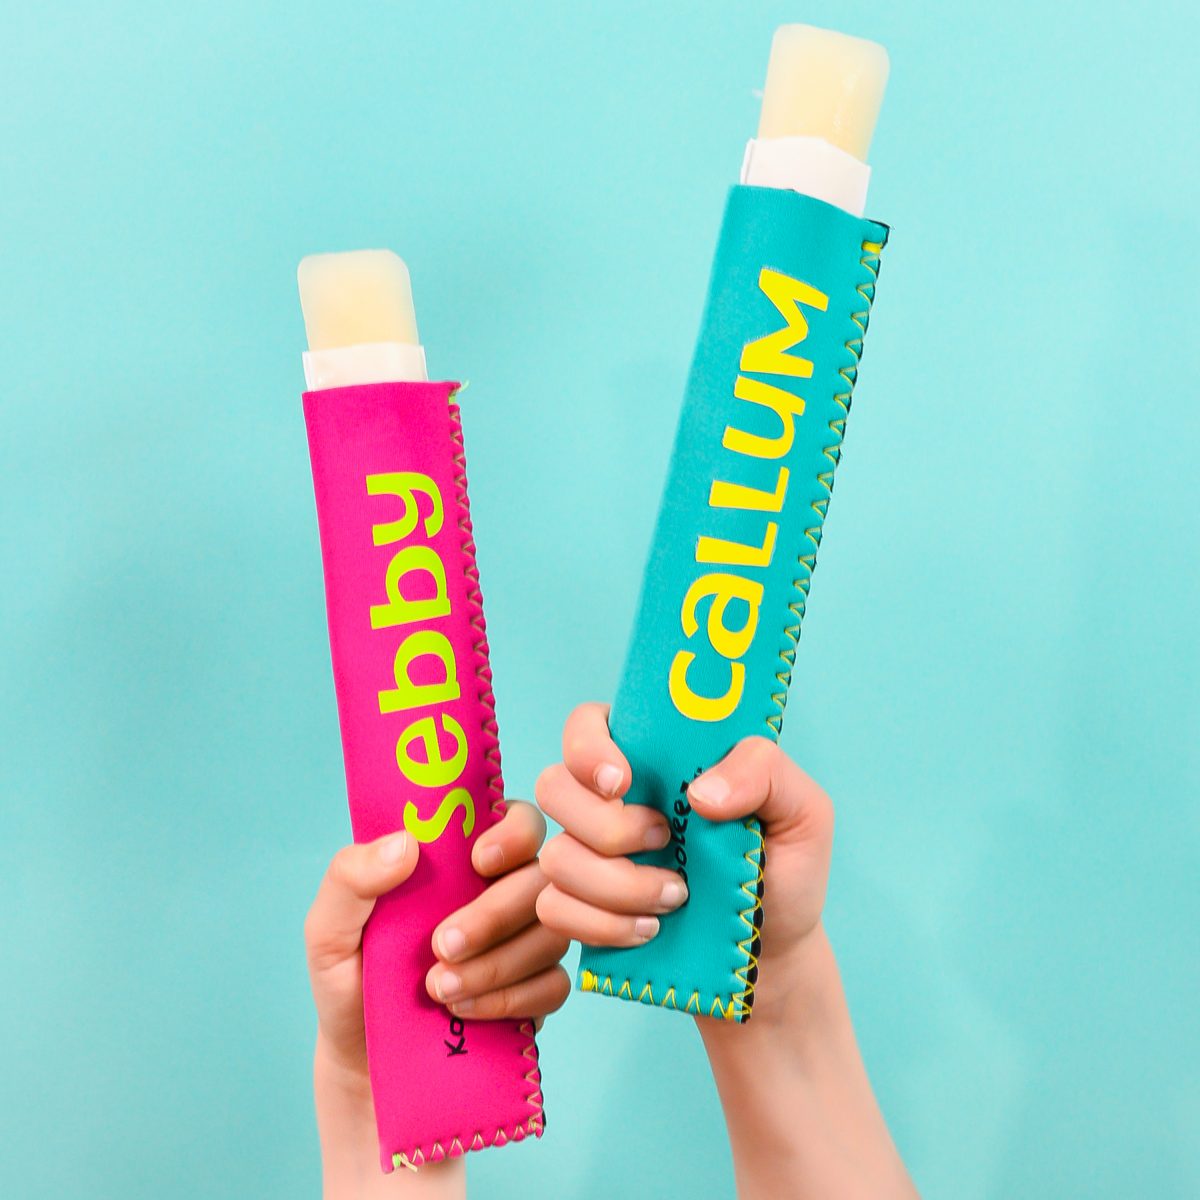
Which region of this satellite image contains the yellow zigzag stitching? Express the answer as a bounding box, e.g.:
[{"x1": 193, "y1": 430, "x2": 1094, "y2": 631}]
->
[
  {"x1": 765, "y1": 236, "x2": 884, "y2": 738},
  {"x1": 730, "y1": 817, "x2": 766, "y2": 1020},
  {"x1": 578, "y1": 968, "x2": 740, "y2": 1021},
  {"x1": 392, "y1": 1105, "x2": 544, "y2": 1171},
  {"x1": 518, "y1": 1017, "x2": 544, "y2": 1123},
  {"x1": 393, "y1": 398, "x2": 546, "y2": 1175},
  {"x1": 742, "y1": 235, "x2": 885, "y2": 1021},
  {"x1": 445, "y1": 391, "x2": 507, "y2": 820}
]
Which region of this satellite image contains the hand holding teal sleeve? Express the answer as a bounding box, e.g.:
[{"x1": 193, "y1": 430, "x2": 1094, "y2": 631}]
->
[{"x1": 578, "y1": 185, "x2": 887, "y2": 1021}]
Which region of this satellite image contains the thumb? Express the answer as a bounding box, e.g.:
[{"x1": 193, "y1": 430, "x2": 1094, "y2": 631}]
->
[
  {"x1": 686, "y1": 736, "x2": 833, "y2": 848},
  {"x1": 304, "y1": 830, "x2": 420, "y2": 972}
]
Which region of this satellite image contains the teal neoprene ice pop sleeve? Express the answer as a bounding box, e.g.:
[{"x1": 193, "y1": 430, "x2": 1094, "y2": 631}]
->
[{"x1": 578, "y1": 184, "x2": 887, "y2": 1021}]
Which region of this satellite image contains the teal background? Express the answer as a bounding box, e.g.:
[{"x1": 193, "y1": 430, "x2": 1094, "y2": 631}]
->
[{"x1": 1, "y1": 1, "x2": 1196, "y2": 1196}]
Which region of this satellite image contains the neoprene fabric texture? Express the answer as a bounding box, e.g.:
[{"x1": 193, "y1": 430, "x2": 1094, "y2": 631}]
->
[
  {"x1": 303, "y1": 381, "x2": 543, "y2": 1170},
  {"x1": 579, "y1": 186, "x2": 887, "y2": 1021}
]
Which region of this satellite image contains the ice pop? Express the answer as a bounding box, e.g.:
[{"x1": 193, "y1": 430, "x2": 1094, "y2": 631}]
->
[
  {"x1": 578, "y1": 25, "x2": 891, "y2": 1022},
  {"x1": 297, "y1": 252, "x2": 544, "y2": 1168}
]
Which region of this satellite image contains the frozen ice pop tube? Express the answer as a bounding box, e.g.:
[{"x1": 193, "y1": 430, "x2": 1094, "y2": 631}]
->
[
  {"x1": 297, "y1": 251, "x2": 543, "y2": 1169},
  {"x1": 578, "y1": 26, "x2": 890, "y2": 1021}
]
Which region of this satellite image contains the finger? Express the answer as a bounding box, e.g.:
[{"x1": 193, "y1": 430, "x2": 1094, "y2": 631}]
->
[
  {"x1": 426, "y1": 922, "x2": 569, "y2": 1006},
  {"x1": 536, "y1": 763, "x2": 670, "y2": 857},
  {"x1": 536, "y1": 882, "x2": 661, "y2": 948},
  {"x1": 471, "y1": 799, "x2": 546, "y2": 879},
  {"x1": 443, "y1": 965, "x2": 572, "y2": 1021},
  {"x1": 305, "y1": 832, "x2": 419, "y2": 971},
  {"x1": 540, "y1": 832, "x2": 687, "y2": 915},
  {"x1": 431, "y1": 860, "x2": 546, "y2": 963},
  {"x1": 686, "y1": 736, "x2": 834, "y2": 846},
  {"x1": 561, "y1": 702, "x2": 631, "y2": 797}
]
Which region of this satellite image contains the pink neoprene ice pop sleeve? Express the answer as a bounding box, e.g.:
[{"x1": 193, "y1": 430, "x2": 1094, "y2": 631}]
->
[{"x1": 302, "y1": 379, "x2": 544, "y2": 1172}]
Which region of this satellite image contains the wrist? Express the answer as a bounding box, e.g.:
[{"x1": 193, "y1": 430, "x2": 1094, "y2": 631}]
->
[
  {"x1": 315, "y1": 1030, "x2": 373, "y2": 1110},
  {"x1": 698, "y1": 923, "x2": 846, "y2": 1089},
  {"x1": 696, "y1": 925, "x2": 916, "y2": 1200},
  {"x1": 314, "y1": 1033, "x2": 377, "y2": 1198},
  {"x1": 313, "y1": 1034, "x2": 466, "y2": 1199}
]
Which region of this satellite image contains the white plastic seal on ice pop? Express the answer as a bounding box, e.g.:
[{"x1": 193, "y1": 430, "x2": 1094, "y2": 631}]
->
[
  {"x1": 740, "y1": 136, "x2": 871, "y2": 216},
  {"x1": 301, "y1": 341, "x2": 428, "y2": 391},
  {"x1": 740, "y1": 24, "x2": 889, "y2": 217}
]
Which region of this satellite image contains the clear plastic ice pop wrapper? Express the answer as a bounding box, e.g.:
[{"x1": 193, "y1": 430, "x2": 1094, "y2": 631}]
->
[
  {"x1": 578, "y1": 25, "x2": 891, "y2": 1021},
  {"x1": 297, "y1": 252, "x2": 543, "y2": 1169}
]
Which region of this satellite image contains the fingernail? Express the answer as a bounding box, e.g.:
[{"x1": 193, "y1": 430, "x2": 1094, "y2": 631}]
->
[
  {"x1": 594, "y1": 763, "x2": 624, "y2": 796},
  {"x1": 476, "y1": 843, "x2": 504, "y2": 875},
  {"x1": 437, "y1": 971, "x2": 462, "y2": 1001},
  {"x1": 660, "y1": 879, "x2": 688, "y2": 909},
  {"x1": 438, "y1": 926, "x2": 468, "y2": 960},
  {"x1": 450, "y1": 997, "x2": 475, "y2": 1014},
  {"x1": 379, "y1": 831, "x2": 409, "y2": 864},
  {"x1": 633, "y1": 916, "x2": 660, "y2": 942},
  {"x1": 689, "y1": 772, "x2": 730, "y2": 808},
  {"x1": 644, "y1": 823, "x2": 671, "y2": 850}
]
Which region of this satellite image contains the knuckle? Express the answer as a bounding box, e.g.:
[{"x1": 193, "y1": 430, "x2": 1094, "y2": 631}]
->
[
  {"x1": 536, "y1": 834, "x2": 567, "y2": 880},
  {"x1": 471, "y1": 905, "x2": 505, "y2": 949},
  {"x1": 327, "y1": 846, "x2": 352, "y2": 885},
  {"x1": 742, "y1": 734, "x2": 780, "y2": 771},
  {"x1": 536, "y1": 885, "x2": 571, "y2": 936},
  {"x1": 531, "y1": 925, "x2": 571, "y2": 968},
  {"x1": 526, "y1": 803, "x2": 549, "y2": 846},
  {"x1": 303, "y1": 919, "x2": 340, "y2": 971},
  {"x1": 546, "y1": 968, "x2": 572, "y2": 1013},
  {"x1": 597, "y1": 821, "x2": 631, "y2": 858},
  {"x1": 511, "y1": 800, "x2": 547, "y2": 853},
  {"x1": 473, "y1": 953, "x2": 502, "y2": 995},
  {"x1": 534, "y1": 764, "x2": 563, "y2": 811},
  {"x1": 302, "y1": 906, "x2": 320, "y2": 950},
  {"x1": 327, "y1": 845, "x2": 365, "y2": 895},
  {"x1": 526, "y1": 856, "x2": 549, "y2": 893},
  {"x1": 562, "y1": 734, "x2": 590, "y2": 770},
  {"x1": 808, "y1": 780, "x2": 835, "y2": 834},
  {"x1": 579, "y1": 701, "x2": 610, "y2": 728},
  {"x1": 490, "y1": 983, "x2": 516, "y2": 1019}
]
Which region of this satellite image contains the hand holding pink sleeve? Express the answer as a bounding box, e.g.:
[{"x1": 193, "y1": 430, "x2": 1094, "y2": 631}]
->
[{"x1": 306, "y1": 802, "x2": 568, "y2": 1199}]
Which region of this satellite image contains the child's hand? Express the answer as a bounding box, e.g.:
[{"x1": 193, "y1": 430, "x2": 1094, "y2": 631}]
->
[
  {"x1": 305, "y1": 800, "x2": 568, "y2": 1083},
  {"x1": 533, "y1": 703, "x2": 916, "y2": 1199},
  {"x1": 304, "y1": 799, "x2": 569, "y2": 1191},
  {"x1": 534, "y1": 702, "x2": 833, "y2": 1023}
]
